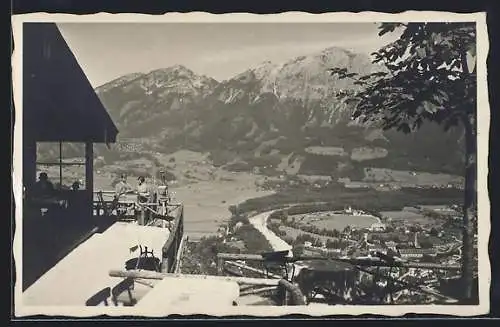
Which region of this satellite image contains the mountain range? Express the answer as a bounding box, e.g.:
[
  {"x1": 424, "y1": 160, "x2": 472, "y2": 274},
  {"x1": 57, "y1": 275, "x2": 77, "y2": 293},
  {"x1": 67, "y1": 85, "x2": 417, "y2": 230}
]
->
[{"x1": 93, "y1": 46, "x2": 465, "y2": 178}]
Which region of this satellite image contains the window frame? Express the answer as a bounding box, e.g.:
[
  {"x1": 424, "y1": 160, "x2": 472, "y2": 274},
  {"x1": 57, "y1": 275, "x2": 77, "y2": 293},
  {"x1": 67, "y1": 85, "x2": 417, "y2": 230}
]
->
[{"x1": 35, "y1": 141, "x2": 87, "y2": 190}]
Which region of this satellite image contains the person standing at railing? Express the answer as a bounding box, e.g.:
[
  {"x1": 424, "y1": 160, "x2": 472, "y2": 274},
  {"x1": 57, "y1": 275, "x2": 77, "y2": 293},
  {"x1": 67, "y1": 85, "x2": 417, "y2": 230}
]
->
[
  {"x1": 136, "y1": 176, "x2": 151, "y2": 202},
  {"x1": 136, "y1": 176, "x2": 156, "y2": 224},
  {"x1": 115, "y1": 174, "x2": 133, "y2": 199}
]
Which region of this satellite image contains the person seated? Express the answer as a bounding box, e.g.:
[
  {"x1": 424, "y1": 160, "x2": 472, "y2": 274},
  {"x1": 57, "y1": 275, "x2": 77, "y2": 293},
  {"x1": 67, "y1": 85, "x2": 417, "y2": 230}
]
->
[
  {"x1": 71, "y1": 181, "x2": 81, "y2": 191},
  {"x1": 30, "y1": 172, "x2": 67, "y2": 211},
  {"x1": 114, "y1": 174, "x2": 133, "y2": 200},
  {"x1": 31, "y1": 172, "x2": 55, "y2": 199}
]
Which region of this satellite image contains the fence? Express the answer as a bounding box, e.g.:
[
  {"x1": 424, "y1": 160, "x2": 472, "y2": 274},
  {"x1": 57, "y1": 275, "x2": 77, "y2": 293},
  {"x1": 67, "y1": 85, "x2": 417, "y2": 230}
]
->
[{"x1": 216, "y1": 252, "x2": 461, "y2": 305}]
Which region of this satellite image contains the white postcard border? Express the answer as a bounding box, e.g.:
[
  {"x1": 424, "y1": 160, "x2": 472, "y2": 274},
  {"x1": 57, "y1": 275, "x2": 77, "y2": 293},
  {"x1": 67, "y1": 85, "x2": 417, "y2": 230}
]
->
[{"x1": 11, "y1": 11, "x2": 491, "y2": 317}]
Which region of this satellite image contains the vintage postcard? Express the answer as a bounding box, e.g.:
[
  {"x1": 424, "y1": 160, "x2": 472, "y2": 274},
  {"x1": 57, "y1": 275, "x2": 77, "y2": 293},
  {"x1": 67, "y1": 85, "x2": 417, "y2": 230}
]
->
[{"x1": 12, "y1": 11, "x2": 490, "y2": 317}]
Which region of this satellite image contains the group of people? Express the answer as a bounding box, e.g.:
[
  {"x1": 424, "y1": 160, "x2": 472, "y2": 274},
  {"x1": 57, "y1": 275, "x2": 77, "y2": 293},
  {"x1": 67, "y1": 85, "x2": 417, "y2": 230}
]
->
[
  {"x1": 28, "y1": 172, "x2": 74, "y2": 212},
  {"x1": 31, "y1": 172, "x2": 152, "y2": 201},
  {"x1": 29, "y1": 172, "x2": 159, "y2": 220},
  {"x1": 114, "y1": 174, "x2": 158, "y2": 223},
  {"x1": 31, "y1": 172, "x2": 82, "y2": 198},
  {"x1": 114, "y1": 174, "x2": 154, "y2": 203}
]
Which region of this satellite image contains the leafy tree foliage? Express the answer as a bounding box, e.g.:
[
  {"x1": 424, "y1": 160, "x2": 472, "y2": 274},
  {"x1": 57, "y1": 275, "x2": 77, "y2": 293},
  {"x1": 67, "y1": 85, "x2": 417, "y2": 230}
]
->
[{"x1": 330, "y1": 22, "x2": 477, "y2": 302}]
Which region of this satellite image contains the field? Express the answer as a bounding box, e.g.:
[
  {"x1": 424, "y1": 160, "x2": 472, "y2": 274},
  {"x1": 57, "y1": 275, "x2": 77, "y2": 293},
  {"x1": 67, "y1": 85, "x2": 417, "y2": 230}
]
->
[
  {"x1": 298, "y1": 213, "x2": 379, "y2": 230},
  {"x1": 304, "y1": 146, "x2": 347, "y2": 156},
  {"x1": 362, "y1": 168, "x2": 464, "y2": 187},
  {"x1": 278, "y1": 226, "x2": 338, "y2": 244},
  {"x1": 172, "y1": 178, "x2": 273, "y2": 237},
  {"x1": 350, "y1": 147, "x2": 388, "y2": 161},
  {"x1": 380, "y1": 210, "x2": 436, "y2": 225}
]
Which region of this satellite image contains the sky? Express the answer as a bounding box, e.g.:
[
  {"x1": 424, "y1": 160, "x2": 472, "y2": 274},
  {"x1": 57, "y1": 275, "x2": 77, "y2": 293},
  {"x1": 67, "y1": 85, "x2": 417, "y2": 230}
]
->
[{"x1": 57, "y1": 23, "x2": 401, "y2": 88}]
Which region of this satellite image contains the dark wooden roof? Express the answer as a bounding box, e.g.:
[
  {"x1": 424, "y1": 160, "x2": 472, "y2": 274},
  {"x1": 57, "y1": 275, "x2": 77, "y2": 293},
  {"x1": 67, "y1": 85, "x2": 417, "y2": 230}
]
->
[{"x1": 22, "y1": 23, "x2": 118, "y2": 143}]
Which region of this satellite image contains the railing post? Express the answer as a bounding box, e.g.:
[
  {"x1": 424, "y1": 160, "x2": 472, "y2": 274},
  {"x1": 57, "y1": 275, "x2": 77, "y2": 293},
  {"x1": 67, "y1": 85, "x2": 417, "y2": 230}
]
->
[
  {"x1": 276, "y1": 283, "x2": 287, "y2": 305},
  {"x1": 138, "y1": 205, "x2": 146, "y2": 226},
  {"x1": 217, "y1": 257, "x2": 224, "y2": 276},
  {"x1": 161, "y1": 254, "x2": 170, "y2": 273}
]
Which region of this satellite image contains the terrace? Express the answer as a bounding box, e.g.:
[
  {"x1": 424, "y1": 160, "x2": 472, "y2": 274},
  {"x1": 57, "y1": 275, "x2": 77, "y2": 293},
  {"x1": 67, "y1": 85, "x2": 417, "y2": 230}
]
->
[{"x1": 22, "y1": 22, "x2": 119, "y2": 290}]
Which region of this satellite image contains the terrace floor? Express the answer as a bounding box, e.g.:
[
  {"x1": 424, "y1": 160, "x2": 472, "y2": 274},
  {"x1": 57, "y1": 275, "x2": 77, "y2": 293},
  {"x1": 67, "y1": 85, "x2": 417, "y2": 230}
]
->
[
  {"x1": 22, "y1": 221, "x2": 170, "y2": 306},
  {"x1": 22, "y1": 208, "x2": 117, "y2": 291}
]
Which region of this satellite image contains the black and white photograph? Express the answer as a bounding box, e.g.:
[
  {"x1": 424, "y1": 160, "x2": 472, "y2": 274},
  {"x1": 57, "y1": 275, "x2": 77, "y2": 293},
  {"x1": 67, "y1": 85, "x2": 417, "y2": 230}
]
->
[{"x1": 12, "y1": 12, "x2": 490, "y2": 317}]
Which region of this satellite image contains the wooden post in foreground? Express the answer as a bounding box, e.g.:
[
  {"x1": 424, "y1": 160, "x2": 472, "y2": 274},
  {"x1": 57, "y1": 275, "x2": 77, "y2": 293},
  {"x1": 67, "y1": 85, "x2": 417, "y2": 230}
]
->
[
  {"x1": 278, "y1": 279, "x2": 306, "y2": 305},
  {"x1": 217, "y1": 257, "x2": 224, "y2": 276},
  {"x1": 109, "y1": 269, "x2": 281, "y2": 287},
  {"x1": 138, "y1": 205, "x2": 146, "y2": 226}
]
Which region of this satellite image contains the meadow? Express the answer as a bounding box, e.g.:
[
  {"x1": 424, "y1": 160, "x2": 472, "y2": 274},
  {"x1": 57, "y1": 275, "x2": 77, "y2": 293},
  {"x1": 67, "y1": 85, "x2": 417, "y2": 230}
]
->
[{"x1": 299, "y1": 213, "x2": 378, "y2": 230}]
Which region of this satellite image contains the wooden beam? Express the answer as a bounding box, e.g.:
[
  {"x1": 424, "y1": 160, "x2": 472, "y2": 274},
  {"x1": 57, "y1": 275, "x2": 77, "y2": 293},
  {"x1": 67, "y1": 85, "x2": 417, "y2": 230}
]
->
[
  {"x1": 109, "y1": 269, "x2": 281, "y2": 286},
  {"x1": 240, "y1": 286, "x2": 276, "y2": 296},
  {"x1": 35, "y1": 162, "x2": 85, "y2": 166},
  {"x1": 85, "y1": 142, "x2": 93, "y2": 201},
  {"x1": 224, "y1": 261, "x2": 282, "y2": 279},
  {"x1": 217, "y1": 253, "x2": 264, "y2": 261}
]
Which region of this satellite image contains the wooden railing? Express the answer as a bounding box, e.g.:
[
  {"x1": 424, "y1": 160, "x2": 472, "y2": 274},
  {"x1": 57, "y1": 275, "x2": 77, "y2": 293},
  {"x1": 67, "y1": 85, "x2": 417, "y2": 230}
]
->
[
  {"x1": 160, "y1": 204, "x2": 184, "y2": 273},
  {"x1": 216, "y1": 252, "x2": 462, "y2": 304},
  {"x1": 216, "y1": 253, "x2": 461, "y2": 271}
]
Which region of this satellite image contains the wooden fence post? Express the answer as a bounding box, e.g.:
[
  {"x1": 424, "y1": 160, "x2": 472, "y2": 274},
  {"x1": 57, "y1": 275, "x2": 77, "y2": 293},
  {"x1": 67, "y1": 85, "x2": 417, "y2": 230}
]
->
[
  {"x1": 217, "y1": 258, "x2": 224, "y2": 276},
  {"x1": 161, "y1": 256, "x2": 169, "y2": 273},
  {"x1": 138, "y1": 205, "x2": 146, "y2": 226}
]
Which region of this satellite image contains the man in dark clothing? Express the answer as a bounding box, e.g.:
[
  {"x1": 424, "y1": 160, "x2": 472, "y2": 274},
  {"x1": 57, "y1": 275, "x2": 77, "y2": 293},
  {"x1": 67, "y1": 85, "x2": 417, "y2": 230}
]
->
[
  {"x1": 30, "y1": 173, "x2": 67, "y2": 213},
  {"x1": 32, "y1": 172, "x2": 55, "y2": 199}
]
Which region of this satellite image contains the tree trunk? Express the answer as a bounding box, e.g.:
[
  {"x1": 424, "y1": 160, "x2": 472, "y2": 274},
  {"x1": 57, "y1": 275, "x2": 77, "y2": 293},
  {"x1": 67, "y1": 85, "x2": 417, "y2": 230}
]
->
[{"x1": 461, "y1": 115, "x2": 477, "y2": 303}]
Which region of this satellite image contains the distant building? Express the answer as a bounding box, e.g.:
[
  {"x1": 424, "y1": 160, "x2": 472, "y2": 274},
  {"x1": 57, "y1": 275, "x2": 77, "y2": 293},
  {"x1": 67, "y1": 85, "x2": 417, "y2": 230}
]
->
[
  {"x1": 398, "y1": 248, "x2": 437, "y2": 259},
  {"x1": 385, "y1": 241, "x2": 397, "y2": 251},
  {"x1": 414, "y1": 232, "x2": 420, "y2": 248},
  {"x1": 368, "y1": 247, "x2": 387, "y2": 255},
  {"x1": 233, "y1": 222, "x2": 244, "y2": 231},
  {"x1": 370, "y1": 222, "x2": 386, "y2": 232}
]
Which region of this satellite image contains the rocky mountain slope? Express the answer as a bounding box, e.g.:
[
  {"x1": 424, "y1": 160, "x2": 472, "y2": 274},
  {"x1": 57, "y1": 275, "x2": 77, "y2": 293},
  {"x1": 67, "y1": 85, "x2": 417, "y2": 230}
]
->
[{"x1": 94, "y1": 46, "x2": 465, "y2": 178}]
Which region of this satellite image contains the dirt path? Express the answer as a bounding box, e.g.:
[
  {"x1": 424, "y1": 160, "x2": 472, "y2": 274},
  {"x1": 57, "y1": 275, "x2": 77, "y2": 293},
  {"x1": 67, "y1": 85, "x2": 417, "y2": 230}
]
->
[{"x1": 248, "y1": 211, "x2": 293, "y2": 257}]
